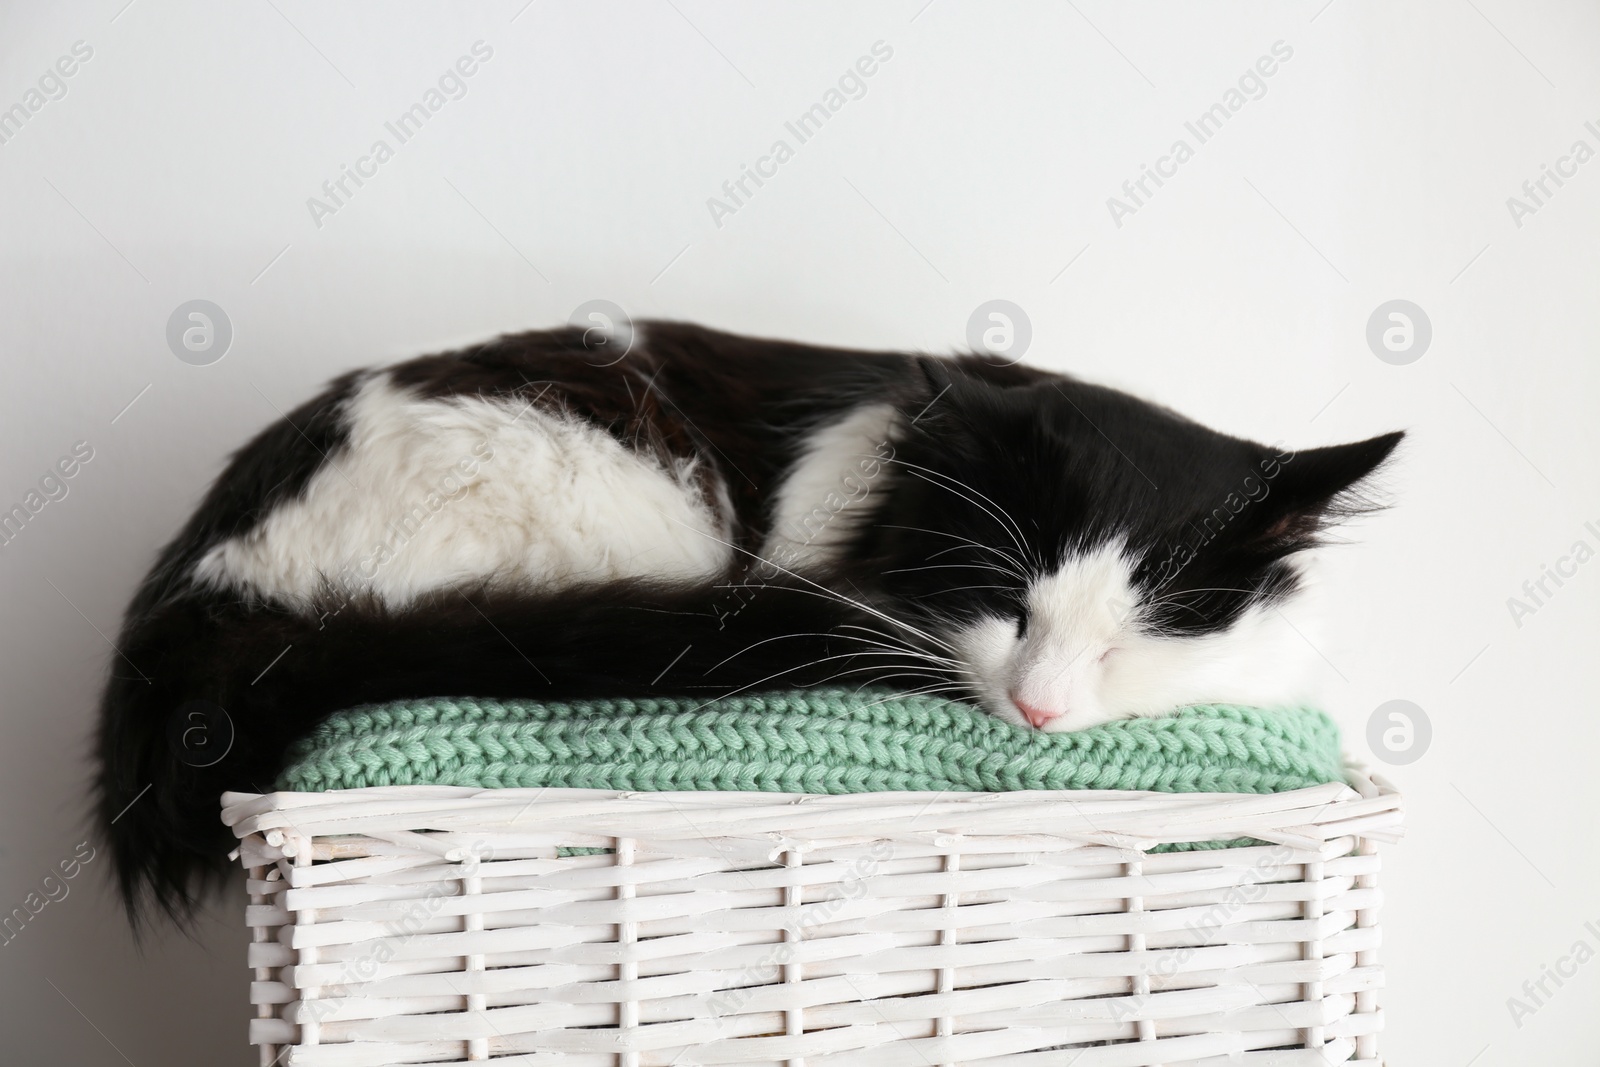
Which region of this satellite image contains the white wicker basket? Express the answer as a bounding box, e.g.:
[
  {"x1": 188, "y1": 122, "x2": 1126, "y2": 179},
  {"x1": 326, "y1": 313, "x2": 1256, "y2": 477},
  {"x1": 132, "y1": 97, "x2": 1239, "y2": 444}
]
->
[{"x1": 224, "y1": 771, "x2": 1402, "y2": 1067}]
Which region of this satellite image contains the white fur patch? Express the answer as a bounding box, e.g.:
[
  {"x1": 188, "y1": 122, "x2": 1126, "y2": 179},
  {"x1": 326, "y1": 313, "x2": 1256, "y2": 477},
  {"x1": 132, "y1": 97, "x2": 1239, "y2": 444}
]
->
[
  {"x1": 761, "y1": 403, "x2": 899, "y2": 570},
  {"x1": 952, "y1": 541, "x2": 1317, "y2": 731},
  {"x1": 192, "y1": 373, "x2": 732, "y2": 607}
]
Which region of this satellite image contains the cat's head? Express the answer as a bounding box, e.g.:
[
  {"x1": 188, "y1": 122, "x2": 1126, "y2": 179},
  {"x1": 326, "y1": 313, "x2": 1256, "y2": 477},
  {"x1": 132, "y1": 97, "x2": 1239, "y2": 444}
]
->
[{"x1": 849, "y1": 360, "x2": 1403, "y2": 732}]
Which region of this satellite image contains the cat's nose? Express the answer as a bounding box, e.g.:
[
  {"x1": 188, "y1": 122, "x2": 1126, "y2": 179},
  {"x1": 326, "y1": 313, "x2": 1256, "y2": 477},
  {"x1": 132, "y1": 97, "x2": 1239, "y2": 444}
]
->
[{"x1": 1009, "y1": 690, "x2": 1062, "y2": 730}]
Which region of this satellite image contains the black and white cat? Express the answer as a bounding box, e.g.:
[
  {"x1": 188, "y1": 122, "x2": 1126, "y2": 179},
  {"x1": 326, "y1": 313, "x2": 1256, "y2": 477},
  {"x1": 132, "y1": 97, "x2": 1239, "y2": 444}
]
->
[{"x1": 97, "y1": 321, "x2": 1401, "y2": 920}]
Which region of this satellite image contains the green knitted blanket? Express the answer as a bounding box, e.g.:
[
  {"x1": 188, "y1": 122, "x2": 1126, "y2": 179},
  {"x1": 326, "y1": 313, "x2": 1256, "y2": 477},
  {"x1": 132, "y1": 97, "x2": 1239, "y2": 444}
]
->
[{"x1": 278, "y1": 689, "x2": 1342, "y2": 795}]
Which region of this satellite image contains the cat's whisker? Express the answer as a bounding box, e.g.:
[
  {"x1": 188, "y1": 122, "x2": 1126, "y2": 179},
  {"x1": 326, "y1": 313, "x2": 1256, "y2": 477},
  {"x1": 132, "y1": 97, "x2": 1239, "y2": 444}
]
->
[
  {"x1": 885, "y1": 458, "x2": 1028, "y2": 540},
  {"x1": 883, "y1": 556, "x2": 1017, "y2": 579},
  {"x1": 821, "y1": 664, "x2": 957, "y2": 689},
  {"x1": 908, "y1": 584, "x2": 1014, "y2": 599},
  {"x1": 900, "y1": 472, "x2": 1031, "y2": 563},
  {"x1": 751, "y1": 579, "x2": 964, "y2": 657},
  {"x1": 681, "y1": 652, "x2": 946, "y2": 714},
  {"x1": 924, "y1": 536, "x2": 1026, "y2": 566},
  {"x1": 1138, "y1": 588, "x2": 1262, "y2": 626},
  {"x1": 666, "y1": 518, "x2": 964, "y2": 656},
  {"x1": 679, "y1": 533, "x2": 967, "y2": 658},
  {"x1": 786, "y1": 650, "x2": 956, "y2": 675},
  {"x1": 923, "y1": 544, "x2": 1028, "y2": 579},
  {"x1": 856, "y1": 680, "x2": 975, "y2": 705},
  {"x1": 831, "y1": 623, "x2": 963, "y2": 667},
  {"x1": 881, "y1": 561, "x2": 1024, "y2": 582},
  {"x1": 1144, "y1": 586, "x2": 1256, "y2": 606},
  {"x1": 852, "y1": 677, "x2": 973, "y2": 702},
  {"x1": 875, "y1": 524, "x2": 1028, "y2": 574},
  {"x1": 758, "y1": 647, "x2": 958, "y2": 682},
  {"x1": 876, "y1": 521, "x2": 1024, "y2": 556},
  {"x1": 704, "y1": 630, "x2": 957, "y2": 675},
  {"x1": 884, "y1": 458, "x2": 1032, "y2": 562},
  {"x1": 832, "y1": 627, "x2": 953, "y2": 659}
]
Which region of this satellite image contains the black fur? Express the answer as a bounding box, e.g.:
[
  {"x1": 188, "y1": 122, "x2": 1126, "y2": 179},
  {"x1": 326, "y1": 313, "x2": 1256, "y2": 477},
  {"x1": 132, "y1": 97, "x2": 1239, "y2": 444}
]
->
[
  {"x1": 98, "y1": 575, "x2": 933, "y2": 923},
  {"x1": 96, "y1": 321, "x2": 1402, "y2": 926}
]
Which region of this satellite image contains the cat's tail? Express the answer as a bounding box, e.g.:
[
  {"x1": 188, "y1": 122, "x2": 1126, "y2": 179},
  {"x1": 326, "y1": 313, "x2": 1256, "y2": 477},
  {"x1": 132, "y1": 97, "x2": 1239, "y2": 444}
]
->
[{"x1": 96, "y1": 576, "x2": 945, "y2": 928}]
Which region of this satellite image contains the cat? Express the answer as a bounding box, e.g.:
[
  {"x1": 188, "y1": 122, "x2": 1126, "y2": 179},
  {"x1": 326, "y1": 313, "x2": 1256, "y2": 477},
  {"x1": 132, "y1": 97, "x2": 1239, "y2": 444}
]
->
[{"x1": 96, "y1": 321, "x2": 1402, "y2": 922}]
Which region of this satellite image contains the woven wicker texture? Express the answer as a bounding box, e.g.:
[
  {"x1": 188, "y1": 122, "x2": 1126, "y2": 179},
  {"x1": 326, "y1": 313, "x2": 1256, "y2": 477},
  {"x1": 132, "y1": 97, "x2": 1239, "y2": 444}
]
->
[
  {"x1": 226, "y1": 774, "x2": 1402, "y2": 1067},
  {"x1": 277, "y1": 689, "x2": 1343, "y2": 795}
]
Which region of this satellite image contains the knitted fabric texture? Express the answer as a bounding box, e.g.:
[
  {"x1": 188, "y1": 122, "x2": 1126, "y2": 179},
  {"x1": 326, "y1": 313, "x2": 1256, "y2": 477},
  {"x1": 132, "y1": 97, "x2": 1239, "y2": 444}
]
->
[{"x1": 277, "y1": 689, "x2": 1343, "y2": 795}]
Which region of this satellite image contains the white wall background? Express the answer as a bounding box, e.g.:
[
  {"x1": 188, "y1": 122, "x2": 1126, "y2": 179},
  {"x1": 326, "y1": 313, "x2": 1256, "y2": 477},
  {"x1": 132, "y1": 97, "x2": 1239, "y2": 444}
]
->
[{"x1": 1, "y1": 1, "x2": 1596, "y2": 1063}]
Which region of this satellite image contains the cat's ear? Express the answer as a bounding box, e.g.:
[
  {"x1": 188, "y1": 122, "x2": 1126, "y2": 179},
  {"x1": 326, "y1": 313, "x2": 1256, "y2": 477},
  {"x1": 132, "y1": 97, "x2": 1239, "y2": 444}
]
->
[{"x1": 1242, "y1": 431, "x2": 1405, "y2": 548}]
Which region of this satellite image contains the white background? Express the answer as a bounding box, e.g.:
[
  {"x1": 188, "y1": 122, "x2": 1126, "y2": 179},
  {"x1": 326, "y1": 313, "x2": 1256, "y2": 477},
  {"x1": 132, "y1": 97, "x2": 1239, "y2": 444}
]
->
[{"x1": 1, "y1": 1, "x2": 1596, "y2": 1063}]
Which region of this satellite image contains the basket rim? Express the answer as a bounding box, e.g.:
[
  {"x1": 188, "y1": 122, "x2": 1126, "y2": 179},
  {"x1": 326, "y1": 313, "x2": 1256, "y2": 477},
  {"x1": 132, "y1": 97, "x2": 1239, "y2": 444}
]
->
[{"x1": 222, "y1": 769, "x2": 1401, "y2": 860}]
